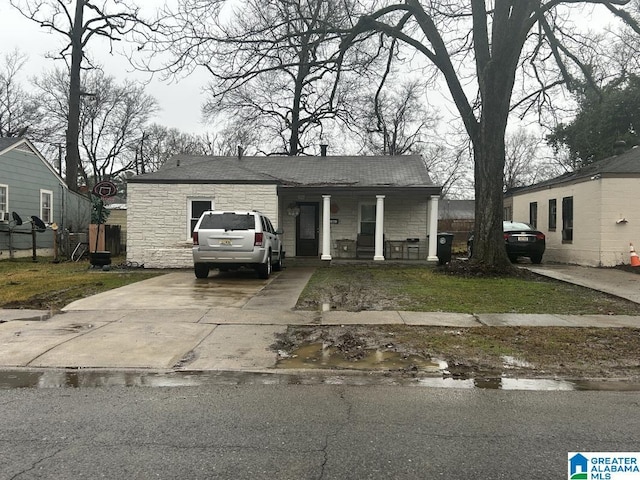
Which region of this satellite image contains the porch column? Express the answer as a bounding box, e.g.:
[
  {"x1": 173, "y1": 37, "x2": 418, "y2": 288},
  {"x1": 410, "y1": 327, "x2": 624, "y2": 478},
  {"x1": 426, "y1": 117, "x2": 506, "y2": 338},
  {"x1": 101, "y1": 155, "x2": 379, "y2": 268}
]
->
[
  {"x1": 427, "y1": 194, "x2": 439, "y2": 262},
  {"x1": 374, "y1": 195, "x2": 385, "y2": 261},
  {"x1": 321, "y1": 194, "x2": 332, "y2": 260}
]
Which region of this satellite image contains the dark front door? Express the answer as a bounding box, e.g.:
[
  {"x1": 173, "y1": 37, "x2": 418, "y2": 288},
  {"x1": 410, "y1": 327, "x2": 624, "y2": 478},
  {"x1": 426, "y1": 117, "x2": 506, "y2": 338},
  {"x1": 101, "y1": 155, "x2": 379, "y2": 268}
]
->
[{"x1": 296, "y1": 203, "x2": 319, "y2": 257}]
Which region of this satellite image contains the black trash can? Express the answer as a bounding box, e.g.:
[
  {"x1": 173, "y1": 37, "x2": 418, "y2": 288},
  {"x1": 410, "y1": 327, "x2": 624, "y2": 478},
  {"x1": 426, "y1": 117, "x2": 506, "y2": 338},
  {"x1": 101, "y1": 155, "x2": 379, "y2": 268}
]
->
[
  {"x1": 90, "y1": 251, "x2": 111, "y2": 267},
  {"x1": 436, "y1": 233, "x2": 454, "y2": 265}
]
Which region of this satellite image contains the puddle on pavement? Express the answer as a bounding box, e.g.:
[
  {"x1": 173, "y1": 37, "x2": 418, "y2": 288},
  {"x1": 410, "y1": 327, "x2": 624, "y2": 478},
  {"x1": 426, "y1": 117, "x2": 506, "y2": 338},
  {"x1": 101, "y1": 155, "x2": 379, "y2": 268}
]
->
[
  {"x1": 1, "y1": 369, "x2": 640, "y2": 391},
  {"x1": 277, "y1": 342, "x2": 444, "y2": 372}
]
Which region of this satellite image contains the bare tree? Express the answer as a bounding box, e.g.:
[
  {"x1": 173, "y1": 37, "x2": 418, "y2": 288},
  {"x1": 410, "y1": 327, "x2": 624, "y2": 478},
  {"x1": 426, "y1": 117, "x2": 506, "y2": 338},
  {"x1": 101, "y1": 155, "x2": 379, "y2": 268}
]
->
[
  {"x1": 0, "y1": 50, "x2": 42, "y2": 138},
  {"x1": 338, "y1": 0, "x2": 636, "y2": 269},
  {"x1": 35, "y1": 68, "x2": 157, "y2": 186},
  {"x1": 141, "y1": 124, "x2": 211, "y2": 173},
  {"x1": 362, "y1": 80, "x2": 438, "y2": 156},
  {"x1": 10, "y1": 0, "x2": 146, "y2": 191},
  {"x1": 503, "y1": 128, "x2": 544, "y2": 191},
  {"x1": 134, "y1": 0, "x2": 379, "y2": 155}
]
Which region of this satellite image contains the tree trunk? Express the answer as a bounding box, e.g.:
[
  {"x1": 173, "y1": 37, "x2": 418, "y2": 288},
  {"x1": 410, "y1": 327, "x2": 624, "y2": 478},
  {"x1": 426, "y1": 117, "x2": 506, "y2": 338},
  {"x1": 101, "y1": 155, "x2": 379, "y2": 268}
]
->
[
  {"x1": 472, "y1": 117, "x2": 511, "y2": 268},
  {"x1": 65, "y1": 0, "x2": 84, "y2": 192},
  {"x1": 471, "y1": 67, "x2": 517, "y2": 269}
]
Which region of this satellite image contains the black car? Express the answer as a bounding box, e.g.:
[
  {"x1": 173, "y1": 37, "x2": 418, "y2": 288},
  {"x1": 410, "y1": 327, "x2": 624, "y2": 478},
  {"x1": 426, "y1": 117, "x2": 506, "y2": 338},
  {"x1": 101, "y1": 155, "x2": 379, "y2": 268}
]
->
[{"x1": 468, "y1": 221, "x2": 545, "y2": 264}]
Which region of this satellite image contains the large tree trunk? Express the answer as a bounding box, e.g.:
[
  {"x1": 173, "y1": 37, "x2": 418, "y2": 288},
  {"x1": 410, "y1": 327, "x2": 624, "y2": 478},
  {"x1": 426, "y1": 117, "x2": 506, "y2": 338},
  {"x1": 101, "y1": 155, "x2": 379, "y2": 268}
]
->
[
  {"x1": 472, "y1": 112, "x2": 511, "y2": 268},
  {"x1": 65, "y1": 0, "x2": 84, "y2": 192}
]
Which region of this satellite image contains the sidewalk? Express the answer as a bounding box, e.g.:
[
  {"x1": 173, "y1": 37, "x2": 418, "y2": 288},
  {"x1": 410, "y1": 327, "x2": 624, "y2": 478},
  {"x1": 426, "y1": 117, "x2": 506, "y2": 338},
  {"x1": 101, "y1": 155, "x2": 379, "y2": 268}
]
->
[{"x1": 0, "y1": 264, "x2": 639, "y2": 371}]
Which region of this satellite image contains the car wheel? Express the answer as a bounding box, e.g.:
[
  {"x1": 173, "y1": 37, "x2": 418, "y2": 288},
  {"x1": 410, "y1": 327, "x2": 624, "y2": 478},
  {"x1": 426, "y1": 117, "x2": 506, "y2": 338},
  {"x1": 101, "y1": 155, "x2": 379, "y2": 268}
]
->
[
  {"x1": 273, "y1": 249, "x2": 284, "y2": 271},
  {"x1": 531, "y1": 254, "x2": 543, "y2": 264},
  {"x1": 258, "y1": 252, "x2": 272, "y2": 279},
  {"x1": 508, "y1": 254, "x2": 518, "y2": 263},
  {"x1": 194, "y1": 264, "x2": 209, "y2": 279}
]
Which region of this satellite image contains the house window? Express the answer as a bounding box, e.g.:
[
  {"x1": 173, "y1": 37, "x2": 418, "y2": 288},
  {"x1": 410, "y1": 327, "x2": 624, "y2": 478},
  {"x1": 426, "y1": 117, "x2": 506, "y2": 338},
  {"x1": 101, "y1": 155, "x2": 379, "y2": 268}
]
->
[
  {"x1": 189, "y1": 199, "x2": 214, "y2": 236},
  {"x1": 40, "y1": 189, "x2": 53, "y2": 224},
  {"x1": 548, "y1": 199, "x2": 557, "y2": 231},
  {"x1": 562, "y1": 196, "x2": 573, "y2": 243},
  {"x1": 503, "y1": 205, "x2": 513, "y2": 221},
  {"x1": 0, "y1": 184, "x2": 7, "y2": 218},
  {"x1": 529, "y1": 202, "x2": 538, "y2": 228},
  {"x1": 359, "y1": 203, "x2": 376, "y2": 235}
]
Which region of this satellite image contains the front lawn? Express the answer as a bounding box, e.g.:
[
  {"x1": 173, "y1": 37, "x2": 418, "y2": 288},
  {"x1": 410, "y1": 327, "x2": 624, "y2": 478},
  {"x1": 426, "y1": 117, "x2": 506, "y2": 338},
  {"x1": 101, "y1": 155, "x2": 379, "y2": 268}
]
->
[
  {"x1": 296, "y1": 264, "x2": 640, "y2": 314},
  {"x1": 0, "y1": 256, "x2": 161, "y2": 310}
]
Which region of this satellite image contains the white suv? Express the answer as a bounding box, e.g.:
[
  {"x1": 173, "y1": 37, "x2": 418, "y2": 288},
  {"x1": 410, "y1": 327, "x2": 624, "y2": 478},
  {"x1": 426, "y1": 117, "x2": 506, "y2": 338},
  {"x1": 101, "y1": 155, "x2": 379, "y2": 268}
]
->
[{"x1": 192, "y1": 210, "x2": 284, "y2": 279}]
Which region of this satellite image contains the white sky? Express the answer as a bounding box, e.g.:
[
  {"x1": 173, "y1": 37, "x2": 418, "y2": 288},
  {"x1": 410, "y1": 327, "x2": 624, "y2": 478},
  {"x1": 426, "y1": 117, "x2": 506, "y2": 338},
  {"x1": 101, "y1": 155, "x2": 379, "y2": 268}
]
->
[{"x1": 0, "y1": 1, "x2": 210, "y2": 135}]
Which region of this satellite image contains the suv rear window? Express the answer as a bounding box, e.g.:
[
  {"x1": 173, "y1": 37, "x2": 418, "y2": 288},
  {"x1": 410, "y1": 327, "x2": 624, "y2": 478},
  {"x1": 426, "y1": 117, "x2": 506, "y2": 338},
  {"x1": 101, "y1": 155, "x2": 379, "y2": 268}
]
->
[{"x1": 199, "y1": 213, "x2": 255, "y2": 230}]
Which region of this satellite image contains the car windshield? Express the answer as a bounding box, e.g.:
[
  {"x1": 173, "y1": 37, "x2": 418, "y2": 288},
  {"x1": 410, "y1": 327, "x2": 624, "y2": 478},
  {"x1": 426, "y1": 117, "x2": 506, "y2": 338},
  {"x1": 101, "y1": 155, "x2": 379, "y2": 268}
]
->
[
  {"x1": 200, "y1": 213, "x2": 255, "y2": 230},
  {"x1": 503, "y1": 221, "x2": 533, "y2": 232}
]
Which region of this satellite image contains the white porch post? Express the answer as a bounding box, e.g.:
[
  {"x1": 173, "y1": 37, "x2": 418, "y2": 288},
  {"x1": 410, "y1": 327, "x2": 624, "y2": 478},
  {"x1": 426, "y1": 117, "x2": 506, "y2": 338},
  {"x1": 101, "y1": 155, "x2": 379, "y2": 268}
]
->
[
  {"x1": 427, "y1": 194, "x2": 440, "y2": 262},
  {"x1": 321, "y1": 194, "x2": 332, "y2": 260},
  {"x1": 374, "y1": 195, "x2": 385, "y2": 261}
]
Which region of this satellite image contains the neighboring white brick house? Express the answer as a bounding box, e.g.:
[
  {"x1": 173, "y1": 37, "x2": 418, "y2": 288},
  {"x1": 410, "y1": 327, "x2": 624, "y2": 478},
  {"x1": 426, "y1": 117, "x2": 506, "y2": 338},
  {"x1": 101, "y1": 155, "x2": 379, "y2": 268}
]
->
[
  {"x1": 127, "y1": 154, "x2": 442, "y2": 268},
  {"x1": 506, "y1": 147, "x2": 640, "y2": 267}
]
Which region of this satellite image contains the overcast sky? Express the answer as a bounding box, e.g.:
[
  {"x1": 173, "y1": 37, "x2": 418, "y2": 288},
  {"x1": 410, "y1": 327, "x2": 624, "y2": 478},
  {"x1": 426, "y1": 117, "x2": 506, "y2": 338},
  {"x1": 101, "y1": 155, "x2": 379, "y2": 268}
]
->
[{"x1": 0, "y1": 2, "x2": 210, "y2": 135}]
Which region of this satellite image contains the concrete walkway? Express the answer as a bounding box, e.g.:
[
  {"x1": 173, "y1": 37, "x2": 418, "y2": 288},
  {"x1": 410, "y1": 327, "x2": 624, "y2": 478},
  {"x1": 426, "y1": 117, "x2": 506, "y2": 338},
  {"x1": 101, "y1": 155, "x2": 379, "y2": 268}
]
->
[{"x1": 1, "y1": 264, "x2": 639, "y2": 372}]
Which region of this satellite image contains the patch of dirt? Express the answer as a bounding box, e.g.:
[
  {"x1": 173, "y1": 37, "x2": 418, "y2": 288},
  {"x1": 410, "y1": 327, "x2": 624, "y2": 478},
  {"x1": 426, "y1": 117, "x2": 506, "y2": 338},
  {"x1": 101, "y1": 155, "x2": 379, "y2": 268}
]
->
[
  {"x1": 271, "y1": 325, "x2": 640, "y2": 381},
  {"x1": 437, "y1": 259, "x2": 536, "y2": 278},
  {"x1": 295, "y1": 279, "x2": 409, "y2": 312}
]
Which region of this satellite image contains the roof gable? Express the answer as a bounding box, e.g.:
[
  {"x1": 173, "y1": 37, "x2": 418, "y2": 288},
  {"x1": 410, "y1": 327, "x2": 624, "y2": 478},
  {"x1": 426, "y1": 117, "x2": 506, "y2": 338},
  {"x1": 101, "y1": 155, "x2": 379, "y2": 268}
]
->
[
  {"x1": 0, "y1": 137, "x2": 66, "y2": 187},
  {"x1": 130, "y1": 154, "x2": 437, "y2": 188}
]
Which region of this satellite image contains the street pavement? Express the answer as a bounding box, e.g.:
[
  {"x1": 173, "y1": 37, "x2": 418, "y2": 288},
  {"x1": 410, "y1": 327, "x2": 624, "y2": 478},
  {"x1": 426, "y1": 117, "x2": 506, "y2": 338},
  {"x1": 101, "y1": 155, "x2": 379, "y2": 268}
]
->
[{"x1": 1, "y1": 263, "x2": 640, "y2": 372}]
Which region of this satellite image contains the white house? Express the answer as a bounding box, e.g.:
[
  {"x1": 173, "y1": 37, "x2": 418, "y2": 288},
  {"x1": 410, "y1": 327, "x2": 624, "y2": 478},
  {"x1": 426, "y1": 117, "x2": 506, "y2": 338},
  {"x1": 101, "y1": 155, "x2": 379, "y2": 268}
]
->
[
  {"x1": 126, "y1": 154, "x2": 443, "y2": 268},
  {"x1": 505, "y1": 146, "x2": 640, "y2": 267}
]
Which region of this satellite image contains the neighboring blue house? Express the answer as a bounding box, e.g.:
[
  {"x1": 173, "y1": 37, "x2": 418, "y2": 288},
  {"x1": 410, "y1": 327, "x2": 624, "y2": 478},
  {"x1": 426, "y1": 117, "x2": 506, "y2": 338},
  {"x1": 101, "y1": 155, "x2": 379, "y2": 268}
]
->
[{"x1": 0, "y1": 137, "x2": 91, "y2": 258}]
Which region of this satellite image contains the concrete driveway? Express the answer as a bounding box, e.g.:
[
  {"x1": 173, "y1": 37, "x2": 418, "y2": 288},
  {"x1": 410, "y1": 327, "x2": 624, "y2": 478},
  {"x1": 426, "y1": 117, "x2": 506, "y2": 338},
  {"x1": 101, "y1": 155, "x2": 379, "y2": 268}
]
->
[{"x1": 63, "y1": 268, "x2": 311, "y2": 312}]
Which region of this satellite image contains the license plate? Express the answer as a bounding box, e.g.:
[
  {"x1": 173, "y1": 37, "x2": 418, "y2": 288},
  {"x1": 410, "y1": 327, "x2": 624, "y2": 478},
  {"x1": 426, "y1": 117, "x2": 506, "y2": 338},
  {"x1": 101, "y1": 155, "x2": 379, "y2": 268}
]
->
[
  {"x1": 219, "y1": 239, "x2": 232, "y2": 245},
  {"x1": 516, "y1": 236, "x2": 529, "y2": 242}
]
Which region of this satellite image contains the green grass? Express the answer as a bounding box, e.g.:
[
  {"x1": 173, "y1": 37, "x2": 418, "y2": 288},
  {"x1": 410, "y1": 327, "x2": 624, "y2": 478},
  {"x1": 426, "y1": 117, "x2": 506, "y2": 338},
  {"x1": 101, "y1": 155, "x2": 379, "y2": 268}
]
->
[
  {"x1": 298, "y1": 264, "x2": 640, "y2": 315},
  {"x1": 0, "y1": 256, "x2": 161, "y2": 310}
]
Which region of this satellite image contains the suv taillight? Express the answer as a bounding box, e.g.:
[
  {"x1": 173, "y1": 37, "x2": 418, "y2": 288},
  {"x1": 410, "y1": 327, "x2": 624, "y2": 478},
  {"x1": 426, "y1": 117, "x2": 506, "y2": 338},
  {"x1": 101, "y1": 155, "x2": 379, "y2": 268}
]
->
[
  {"x1": 254, "y1": 232, "x2": 264, "y2": 246},
  {"x1": 192, "y1": 232, "x2": 199, "y2": 245}
]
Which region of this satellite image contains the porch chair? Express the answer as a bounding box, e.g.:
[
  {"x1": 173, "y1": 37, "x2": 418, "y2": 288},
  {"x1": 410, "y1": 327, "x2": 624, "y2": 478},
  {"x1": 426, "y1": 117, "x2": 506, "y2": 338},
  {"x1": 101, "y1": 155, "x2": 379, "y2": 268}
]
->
[{"x1": 356, "y1": 233, "x2": 382, "y2": 259}]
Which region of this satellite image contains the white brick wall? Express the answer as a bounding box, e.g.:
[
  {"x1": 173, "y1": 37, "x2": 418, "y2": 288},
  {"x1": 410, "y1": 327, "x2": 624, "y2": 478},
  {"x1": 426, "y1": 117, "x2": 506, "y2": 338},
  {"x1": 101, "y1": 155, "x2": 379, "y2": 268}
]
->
[
  {"x1": 511, "y1": 177, "x2": 640, "y2": 266},
  {"x1": 127, "y1": 183, "x2": 278, "y2": 268}
]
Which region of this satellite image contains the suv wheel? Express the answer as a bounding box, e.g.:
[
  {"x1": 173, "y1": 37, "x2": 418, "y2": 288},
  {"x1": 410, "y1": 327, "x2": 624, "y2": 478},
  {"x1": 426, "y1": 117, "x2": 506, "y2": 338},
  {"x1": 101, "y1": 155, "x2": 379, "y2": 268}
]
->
[
  {"x1": 273, "y1": 249, "x2": 284, "y2": 271},
  {"x1": 258, "y1": 252, "x2": 272, "y2": 279},
  {"x1": 194, "y1": 264, "x2": 209, "y2": 279}
]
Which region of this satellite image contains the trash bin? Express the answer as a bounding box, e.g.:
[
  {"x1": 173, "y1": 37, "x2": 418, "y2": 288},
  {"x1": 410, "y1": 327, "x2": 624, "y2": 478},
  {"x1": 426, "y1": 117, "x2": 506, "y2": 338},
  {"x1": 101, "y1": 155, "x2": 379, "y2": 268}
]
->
[
  {"x1": 90, "y1": 251, "x2": 111, "y2": 267},
  {"x1": 436, "y1": 233, "x2": 454, "y2": 265}
]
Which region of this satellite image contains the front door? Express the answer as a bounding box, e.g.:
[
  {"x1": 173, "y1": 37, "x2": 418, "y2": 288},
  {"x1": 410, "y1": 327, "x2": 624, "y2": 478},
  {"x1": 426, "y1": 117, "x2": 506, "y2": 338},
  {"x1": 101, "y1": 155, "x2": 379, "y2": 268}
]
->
[{"x1": 296, "y1": 202, "x2": 319, "y2": 257}]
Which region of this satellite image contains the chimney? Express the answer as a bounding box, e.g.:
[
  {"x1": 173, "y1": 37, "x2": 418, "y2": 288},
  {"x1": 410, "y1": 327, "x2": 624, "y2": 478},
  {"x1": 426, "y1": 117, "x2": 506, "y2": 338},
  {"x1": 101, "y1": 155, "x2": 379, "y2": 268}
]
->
[
  {"x1": 237, "y1": 145, "x2": 244, "y2": 160},
  {"x1": 320, "y1": 143, "x2": 328, "y2": 157},
  {"x1": 614, "y1": 140, "x2": 627, "y2": 155}
]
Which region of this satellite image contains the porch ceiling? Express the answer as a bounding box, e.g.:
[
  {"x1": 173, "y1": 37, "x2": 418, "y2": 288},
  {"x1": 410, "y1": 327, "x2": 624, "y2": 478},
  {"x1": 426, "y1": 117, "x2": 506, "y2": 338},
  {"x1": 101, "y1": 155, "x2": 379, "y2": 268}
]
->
[{"x1": 277, "y1": 185, "x2": 442, "y2": 196}]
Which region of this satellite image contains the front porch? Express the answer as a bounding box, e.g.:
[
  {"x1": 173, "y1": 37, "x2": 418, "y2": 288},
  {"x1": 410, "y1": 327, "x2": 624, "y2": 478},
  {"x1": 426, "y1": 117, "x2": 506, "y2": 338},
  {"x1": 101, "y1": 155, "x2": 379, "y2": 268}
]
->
[{"x1": 278, "y1": 187, "x2": 441, "y2": 262}]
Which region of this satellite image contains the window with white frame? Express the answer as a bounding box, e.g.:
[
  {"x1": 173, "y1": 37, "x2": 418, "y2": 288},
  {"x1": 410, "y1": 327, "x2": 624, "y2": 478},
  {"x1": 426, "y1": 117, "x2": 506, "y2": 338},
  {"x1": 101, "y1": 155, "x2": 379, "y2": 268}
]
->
[
  {"x1": 0, "y1": 184, "x2": 7, "y2": 218},
  {"x1": 188, "y1": 198, "x2": 214, "y2": 237},
  {"x1": 359, "y1": 203, "x2": 376, "y2": 235},
  {"x1": 40, "y1": 189, "x2": 53, "y2": 224}
]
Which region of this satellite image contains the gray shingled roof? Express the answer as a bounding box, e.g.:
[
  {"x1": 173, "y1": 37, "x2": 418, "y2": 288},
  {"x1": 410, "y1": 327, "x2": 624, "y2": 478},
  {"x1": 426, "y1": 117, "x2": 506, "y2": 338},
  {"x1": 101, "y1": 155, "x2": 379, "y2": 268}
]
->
[
  {"x1": 129, "y1": 154, "x2": 437, "y2": 188},
  {"x1": 0, "y1": 137, "x2": 22, "y2": 152},
  {"x1": 509, "y1": 146, "x2": 640, "y2": 194}
]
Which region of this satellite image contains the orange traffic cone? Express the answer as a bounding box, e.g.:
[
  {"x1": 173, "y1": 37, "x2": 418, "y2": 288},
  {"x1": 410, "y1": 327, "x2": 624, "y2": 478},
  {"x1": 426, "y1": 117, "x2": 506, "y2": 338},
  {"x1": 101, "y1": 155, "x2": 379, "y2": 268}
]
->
[{"x1": 631, "y1": 243, "x2": 640, "y2": 267}]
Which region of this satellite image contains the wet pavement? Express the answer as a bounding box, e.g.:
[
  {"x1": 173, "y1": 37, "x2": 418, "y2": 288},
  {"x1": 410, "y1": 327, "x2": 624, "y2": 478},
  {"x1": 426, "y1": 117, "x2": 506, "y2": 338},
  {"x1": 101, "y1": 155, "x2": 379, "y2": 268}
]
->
[{"x1": 1, "y1": 263, "x2": 640, "y2": 390}]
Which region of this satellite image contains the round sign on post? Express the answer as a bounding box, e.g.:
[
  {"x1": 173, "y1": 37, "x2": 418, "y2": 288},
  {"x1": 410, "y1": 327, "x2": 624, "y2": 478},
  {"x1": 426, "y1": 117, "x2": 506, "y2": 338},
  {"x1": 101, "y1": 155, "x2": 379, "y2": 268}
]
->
[{"x1": 92, "y1": 180, "x2": 118, "y2": 199}]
